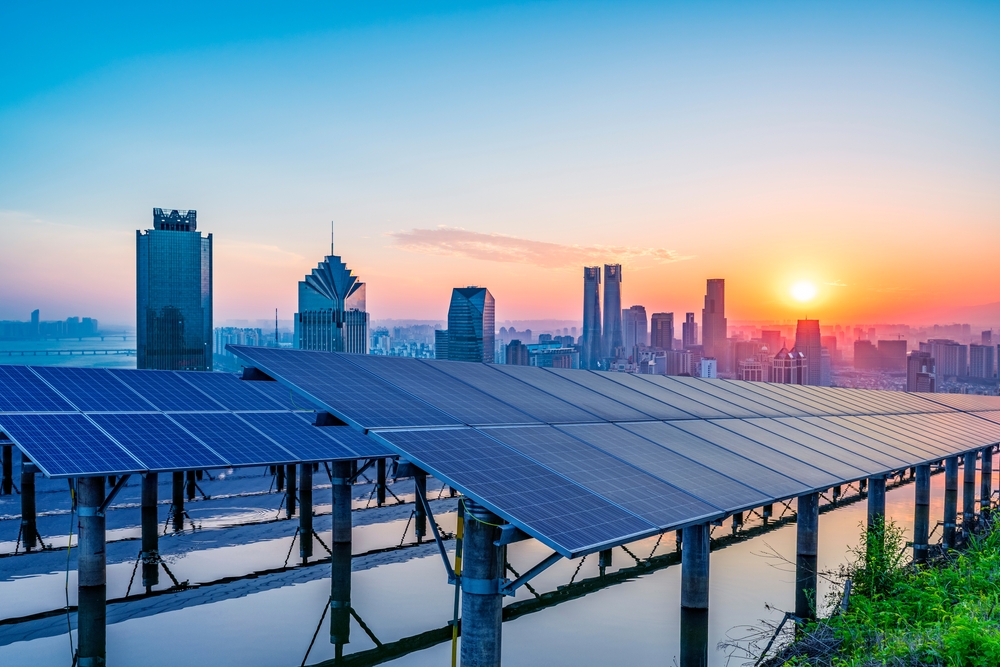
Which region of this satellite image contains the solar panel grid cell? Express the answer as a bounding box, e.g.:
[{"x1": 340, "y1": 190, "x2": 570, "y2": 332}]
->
[
  {"x1": 777, "y1": 418, "x2": 919, "y2": 465},
  {"x1": 0, "y1": 366, "x2": 75, "y2": 412},
  {"x1": 819, "y1": 417, "x2": 944, "y2": 460},
  {"x1": 690, "y1": 379, "x2": 802, "y2": 417},
  {"x1": 176, "y1": 372, "x2": 285, "y2": 410},
  {"x1": 756, "y1": 418, "x2": 908, "y2": 469},
  {"x1": 543, "y1": 368, "x2": 696, "y2": 421},
  {"x1": 33, "y1": 367, "x2": 156, "y2": 412},
  {"x1": 733, "y1": 382, "x2": 843, "y2": 416},
  {"x1": 598, "y1": 372, "x2": 732, "y2": 419},
  {"x1": 244, "y1": 380, "x2": 316, "y2": 411},
  {"x1": 640, "y1": 376, "x2": 760, "y2": 418},
  {"x1": 108, "y1": 369, "x2": 226, "y2": 412},
  {"x1": 88, "y1": 413, "x2": 229, "y2": 470},
  {"x1": 238, "y1": 412, "x2": 360, "y2": 462},
  {"x1": 170, "y1": 413, "x2": 296, "y2": 466},
  {"x1": 0, "y1": 413, "x2": 142, "y2": 477},
  {"x1": 791, "y1": 385, "x2": 882, "y2": 415}
]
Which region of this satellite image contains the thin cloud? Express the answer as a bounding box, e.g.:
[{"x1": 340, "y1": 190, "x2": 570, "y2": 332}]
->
[
  {"x1": 824, "y1": 279, "x2": 849, "y2": 287},
  {"x1": 868, "y1": 286, "x2": 915, "y2": 294},
  {"x1": 386, "y1": 226, "x2": 693, "y2": 269}
]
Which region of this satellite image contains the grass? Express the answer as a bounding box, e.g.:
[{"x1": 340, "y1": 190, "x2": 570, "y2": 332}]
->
[{"x1": 767, "y1": 517, "x2": 1000, "y2": 666}]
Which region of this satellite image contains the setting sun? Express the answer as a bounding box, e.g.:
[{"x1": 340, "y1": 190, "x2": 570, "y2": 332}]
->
[{"x1": 791, "y1": 281, "x2": 818, "y2": 303}]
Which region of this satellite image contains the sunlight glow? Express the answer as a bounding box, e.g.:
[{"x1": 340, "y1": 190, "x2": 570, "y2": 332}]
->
[{"x1": 791, "y1": 281, "x2": 818, "y2": 303}]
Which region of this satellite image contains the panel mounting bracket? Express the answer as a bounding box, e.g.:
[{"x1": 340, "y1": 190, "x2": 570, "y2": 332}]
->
[{"x1": 498, "y1": 551, "x2": 562, "y2": 597}]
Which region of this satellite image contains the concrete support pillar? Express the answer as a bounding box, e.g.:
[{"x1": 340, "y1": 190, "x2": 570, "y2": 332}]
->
[
  {"x1": 20, "y1": 454, "x2": 37, "y2": 551},
  {"x1": 286, "y1": 464, "x2": 297, "y2": 519},
  {"x1": 867, "y1": 475, "x2": 886, "y2": 531},
  {"x1": 2, "y1": 445, "x2": 12, "y2": 495},
  {"x1": 460, "y1": 500, "x2": 503, "y2": 667},
  {"x1": 598, "y1": 548, "x2": 612, "y2": 575},
  {"x1": 731, "y1": 512, "x2": 743, "y2": 534},
  {"x1": 77, "y1": 477, "x2": 107, "y2": 667},
  {"x1": 795, "y1": 493, "x2": 819, "y2": 621},
  {"x1": 981, "y1": 447, "x2": 993, "y2": 515},
  {"x1": 762, "y1": 504, "x2": 773, "y2": 524},
  {"x1": 963, "y1": 451, "x2": 978, "y2": 537},
  {"x1": 330, "y1": 461, "x2": 352, "y2": 652},
  {"x1": 171, "y1": 471, "x2": 184, "y2": 532},
  {"x1": 413, "y1": 470, "x2": 427, "y2": 543},
  {"x1": 943, "y1": 456, "x2": 958, "y2": 549},
  {"x1": 832, "y1": 485, "x2": 841, "y2": 502},
  {"x1": 141, "y1": 473, "x2": 159, "y2": 592},
  {"x1": 185, "y1": 470, "x2": 196, "y2": 502},
  {"x1": 376, "y1": 458, "x2": 386, "y2": 507},
  {"x1": 299, "y1": 463, "x2": 313, "y2": 562},
  {"x1": 276, "y1": 464, "x2": 285, "y2": 493},
  {"x1": 913, "y1": 464, "x2": 931, "y2": 564},
  {"x1": 680, "y1": 523, "x2": 710, "y2": 667}
]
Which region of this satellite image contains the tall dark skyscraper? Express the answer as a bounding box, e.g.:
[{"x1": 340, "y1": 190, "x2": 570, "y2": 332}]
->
[
  {"x1": 651, "y1": 312, "x2": 674, "y2": 350},
  {"x1": 136, "y1": 208, "x2": 212, "y2": 371},
  {"x1": 447, "y1": 287, "x2": 495, "y2": 363},
  {"x1": 582, "y1": 266, "x2": 602, "y2": 369},
  {"x1": 682, "y1": 312, "x2": 698, "y2": 348},
  {"x1": 295, "y1": 226, "x2": 368, "y2": 353},
  {"x1": 795, "y1": 319, "x2": 823, "y2": 386},
  {"x1": 701, "y1": 279, "x2": 727, "y2": 371},
  {"x1": 602, "y1": 264, "x2": 623, "y2": 358}
]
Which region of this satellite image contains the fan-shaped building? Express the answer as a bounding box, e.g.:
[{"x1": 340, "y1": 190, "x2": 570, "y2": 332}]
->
[{"x1": 295, "y1": 236, "x2": 368, "y2": 354}]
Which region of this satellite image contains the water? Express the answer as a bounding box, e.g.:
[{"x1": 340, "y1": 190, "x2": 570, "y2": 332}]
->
[
  {"x1": 0, "y1": 337, "x2": 136, "y2": 368},
  {"x1": 0, "y1": 465, "x2": 965, "y2": 666}
]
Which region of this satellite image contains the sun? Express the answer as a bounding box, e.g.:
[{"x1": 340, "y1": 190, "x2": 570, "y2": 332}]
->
[{"x1": 791, "y1": 281, "x2": 818, "y2": 303}]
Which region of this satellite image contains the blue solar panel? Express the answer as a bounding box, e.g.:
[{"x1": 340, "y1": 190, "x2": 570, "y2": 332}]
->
[
  {"x1": 0, "y1": 366, "x2": 75, "y2": 412},
  {"x1": 0, "y1": 413, "x2": 143, "y2": 478},
  {"x1": 33, "y1": 366, "x2": 156, "y2": 412},
  {"x1": 176, "y1": 371, "x2": 285, "y2": 410},
  {"x1": 295, "y1": 414, "x2": 395, "y2": 458},
  {"x1": 109, "y1": 369, "x2": 226, "y2": 411},
  {"x1": 237, "y1": 412, "x2": 361, "y2": 462},
  {"x1": 88, "y1": 413, "x2": 229, "y2": 471},
  {"x1": 170, "y1": 413, "x2": 296, "y2": 466},
  {"x1": 226, "y1": 346, "x2": 462, "y2": 428},
  {"x1": 545, "y1": 368, "x2": 697, "y2": 421},
  {"x1": 243, "y1": 379, "x2": 318, "y2": 411}
]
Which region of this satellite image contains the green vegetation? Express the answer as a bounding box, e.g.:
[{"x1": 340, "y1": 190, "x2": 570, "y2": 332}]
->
[{"x1": 770, "y1": 519, "x2": 1000, "y2": 666}]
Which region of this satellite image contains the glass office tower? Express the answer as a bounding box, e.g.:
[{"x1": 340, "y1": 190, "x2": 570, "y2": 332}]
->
[
  {"x1": 447, "y1": 287, "x2": 495, "y2": 363},
  {"x1": 136, "y1": 209, "x2": 213, "y2": 371},
  {"x1": 295, "y1": 245, "x2": 369, "y2": 354}
]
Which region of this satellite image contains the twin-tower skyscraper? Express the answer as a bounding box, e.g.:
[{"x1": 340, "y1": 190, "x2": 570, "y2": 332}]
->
[{"x1": 582, "y1": 264, "x2": 623, "y2": 369}]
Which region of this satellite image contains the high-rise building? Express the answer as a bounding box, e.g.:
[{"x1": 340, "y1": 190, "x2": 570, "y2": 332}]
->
[
  {"x1": 506, "y1": 339, "x2": 529, "y2": 366},
  {"x1": 701, "y1": 279, "x2": 728, "y2": 372},
  {"x1": 920, "y1": 339, "x2": 967, "y2": 380},
  {"x1": 854, "y1": 340, "x2": 879, "y2": 370},
  {"x1": 969, "y1": 344, "x2": 995, "y2": 379},
  {"x1": 650, "y1": 313, "x2": 674, "y2": 351},
  {"x1": 907, "y1": 351, "x2": 935, "y2": 392},
  {"x1": 682, "y1": 313, "x2": 698, "y2": 348},
  {"x1": 795, "y1": 319, "x2": 822, "y2": 386},
  {"x1": 622, "y1": 305, "x2": 648, "y2": 354},
  {"x1": 137, "y1": 208, "x2": 212, "y2": 371},
  {"x1": 582, "y1": 267, "x2": 602, "y2": 369},
  {"x1": 877, "y1": 340, "x2": 907, "y2": 372},
  {"x1": 295, "y1": 229, "x2": 368, "y2": 354},
  {"x1": 665, "y1": 349, "x2": 692, "y2": 376},
  {"x1": 983, "y1": 330, "x2": 993, "y2": 346},
  {"x1": 738, "y1": 358, "x2": 765, "y2": 382},
  {"x1": 760, "y1": 330, "x2": 782, "y2": 356},
  {"x1": 434, "y1": 329, "x2": 449, "y2": 360},
  {"x1": 700, "y1": 357, "x2": 717, "y2": 379},
  {"x1": 771, "y1": 347, "x2": 806, "y2": 384},
  {"x1": 602, "y1": 264, "x2": 623, "y2": 358},
  {"x1": 447, "y1": 287, "x2": 495, "y2": 363}
]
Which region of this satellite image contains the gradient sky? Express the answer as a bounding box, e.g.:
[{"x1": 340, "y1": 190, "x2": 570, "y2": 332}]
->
[{"x1": 2, "y1": 1, "x2": 998, "y2": 326}]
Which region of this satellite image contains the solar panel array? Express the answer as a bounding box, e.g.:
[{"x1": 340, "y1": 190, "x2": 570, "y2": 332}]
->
[
  {"x1": 228, "y1": 346, "x2": 1000, "y2": 557},
  {"x1": 0, "y1": 365, "x2": 392, "y2": 478}
]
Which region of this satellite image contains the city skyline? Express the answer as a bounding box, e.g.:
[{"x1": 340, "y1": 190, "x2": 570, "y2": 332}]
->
[{"x1": 2, "y1": 3, "x2": 999, "y2": 326}]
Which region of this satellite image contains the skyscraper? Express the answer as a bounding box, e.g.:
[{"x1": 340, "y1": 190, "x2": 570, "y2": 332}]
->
[
  {"x1": 622, "y1": 305, "x2": 648, "y2": 353},
  {"x1": 682, "y1": 313, "x2": 698, "y2": 348},
  {"x1": 602, "y1": 264, "x2": 623, "y2": 358},
  {"x1": 795, "y1": 319, "x2": 823, "y2": 386},
  {"x1": 137, "y1": 208, "x2": 212, "y2": 371},
  {"x1": 295, "y1": 229, "x2": 368, "y2": 354},
  {"x1": 582, "y1": 267, "x2": 602, "y2": 369},
  {"x1": 907, "y1": 351, "x2": 935, "y2": 392},
  {"x1": 771, "y1": 347, "x2": 807, "y2": 384},
  {"x1": 447, "y1": 287, "x2": 495, "y2": 363},
  {"x1": 701, "y1": 279, "x2": 728, "y2": 372},
  {"x1": 650, "y1": 313, "x2": 674, "y2": 350},
  {"x1": 969, "y1": 344, "x2": 995, "y2": 379}
]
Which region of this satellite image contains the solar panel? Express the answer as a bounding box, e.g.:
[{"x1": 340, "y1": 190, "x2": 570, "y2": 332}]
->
[
  {"x1": 0, "y1": 366, "x2": 75, "y2": 413},
  {"x1": 176, "y1": 371, "x2": 286, "y2": 410},
  {"x1": 775, "y1": 417, "x2": 922, "y2": 465},
  {"x1": 372, "y1": 427, "x2": 658, "y2": 557},
  {"x1": 544, "y1": 368, "x2": 697, "y2": 421},
  {"x1": 170, "y1": 413, "x2": 296, "y2": 466},
  {"x1": 243, "y1": 379, "x2": 318, "y2": 411},
  {"x1": 238, "y1": 412, "x2": 362, "y2": 462},
  {"x1": 490, "y1": 364, "x2": 650, "y2": 422},
  {"x1": 837, "y1": 414, "x2": 961, "y2": 457},
  {"x1": 0, "y1": 413, "x2": 143, "y2": 478},
  {"x1": 924, "y1": 394, "x2": 1000, "y2": 411},
  {"x1": 482, "y1": 425, "x2": 719, "y2": 527},
  {"x1": 557, "y1": 423, "x2": 771, "y2": 512},
  {"x1": 341, "y1": 354, "x2": 540, "y2": 425},
  {"x1": 226, "y1": 346, "x2": 461, "y2": 429},
  {"x1": 727, "y1": 381, "x2": 842, "y2": 416},
  {"x1": 753, "y1": 418, "x2": 909, "y2": 469},
  {"x1": 32, "y1": 367, "x2": 156, "y2": 412},
  {"x1": 637, "y1": 376, "x2": 760, "y2": 418},
  {"x1": 108, "y1": 369, "x2": 226, "y2": 412},
  {"x1": 302, "y1": 415, "x2": 394, "y2": 459},
  {"x1": 807, "y1": 416, "x2": 941, "y2": 461},
  {"x1": 786, "y1": 384, "x2": 882, "y2": 415},
  {"x1": 88, "y1": 413, "x2": 229, "y2": 471},
  {"x1": 597, "y1": 372, "x2": 732, "y2": 419},
  {"x1": 669, "y1": 377, "x2": 794, "y2": 417},
  {"x1": 419, "y1": 359, "x2": 598, "y2": 423}
]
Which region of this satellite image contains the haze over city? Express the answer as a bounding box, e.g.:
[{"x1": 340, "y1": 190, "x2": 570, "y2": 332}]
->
[{"x1": 2, "y1": 2, "x2": 999, "y2": 326}]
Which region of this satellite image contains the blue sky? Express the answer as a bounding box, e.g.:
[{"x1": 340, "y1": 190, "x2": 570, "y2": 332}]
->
[{"x1": 2, "y1": 2, "x2": 998, "y2": 325}]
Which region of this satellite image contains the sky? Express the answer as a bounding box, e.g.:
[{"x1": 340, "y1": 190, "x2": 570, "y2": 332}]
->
[{"x1": 1, "y1": 1, "x2": 998, "y2": 327}]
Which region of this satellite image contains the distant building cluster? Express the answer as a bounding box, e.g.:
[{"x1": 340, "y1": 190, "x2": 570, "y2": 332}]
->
[{"x1": 0, "y1": 310, "x2": 100, "y2": 340}]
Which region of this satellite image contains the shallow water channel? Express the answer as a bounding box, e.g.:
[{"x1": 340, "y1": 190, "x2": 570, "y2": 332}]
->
[{"x1": 0, "y1": 462, "x2": 964, "y2": 666}]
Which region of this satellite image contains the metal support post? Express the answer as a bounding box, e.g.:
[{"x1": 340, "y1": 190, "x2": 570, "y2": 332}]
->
[
  {"x1": 943, "y1": 456, "x2": 958, "y2": 548},
  {"x1": 141, "y1": 473, "x2": 159, "y2": 591},
  {"x1": 867, "y1": 475, "x2": 886, "y2": 532},
  {"x1": 276, "y1": 464, "x2": 285, "y2": 493},
  {"x1": 913, "y1": 464, "x2": 930, "y2": 564},
  {"x1": 963, "y1": 451, "x2": 977, "y2": 537},
  {"x1": 78, "y1": 477, "x2": 107, "y2": 667},
  {"x1": 2, "y1": 444, "x2": 12, "y2": 495},
  {"x1": 21, "y1": 454, "x2": 37, "y2": 551},
  {"x1": 795, "y1": 493, "x2": 819, "y2": 621},
  {"x1": 299, "y1": 463, "x2": 313, "y2": 562},
  {"x1": 982, "y1": 447, "x2": 993, "y2": 516},
  {"x1": 832, "y1": 485, "x2": 841, "y2": 502},
  {"x1": 762, "y1": 503, "x2": 773, "y2": 524},
  {"x1": 376, "y1": 458, "x2": 386, "y2": 507},
  {"x1": 286, "y1": 464, "x2": 297, "y2": 518},
  {"x1": 330, "y1": 461, "x2": 352, "y2": 652},
  {"x1": 185, "y1": 470, "x2": 196, "y2": 502},
  {"x1": 680, "y1": 523, "x2": 710, "y2": 667},
  {"x1": 598, "y1": 548, "x2": 612, "y2": 575},
  {"x1": 171, "y1": 471, "x2": 184, "y2": 532},
  {"x1": 414, "y1": 470, "x2": 427, "y2": 543},
  {"x1": 461, "y1": 499, "x2": 503, "y2": 667}
]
